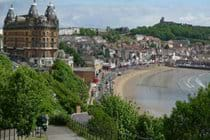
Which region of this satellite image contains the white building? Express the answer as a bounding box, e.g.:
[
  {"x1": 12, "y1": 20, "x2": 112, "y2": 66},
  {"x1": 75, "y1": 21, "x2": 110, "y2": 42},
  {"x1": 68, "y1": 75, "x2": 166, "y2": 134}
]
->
[
  {"x1": 93, "y1": 36, "x2": 106, "y2": 44},
  {"x1": 0, "y1": 29, "x2": 3, "y2": 35},
  {"x1": 29, "y1": 50, "x2": 74, "y2": 68},
  {"x1": 0, "y1": 37, "x2": 3, "y2": 52},
  {"x1": 59, "y1": 27, "x2": 80, "y2": 35},
  {"x1": 135, "y1": 34, "x2": 145, "y2": 41}
]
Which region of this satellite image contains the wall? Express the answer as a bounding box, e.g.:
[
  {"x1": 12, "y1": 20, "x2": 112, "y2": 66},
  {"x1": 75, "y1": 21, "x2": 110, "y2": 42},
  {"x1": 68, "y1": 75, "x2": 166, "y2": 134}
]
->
[{"x1": 74, "y1": 70, "x2": 95, "y2": 84}]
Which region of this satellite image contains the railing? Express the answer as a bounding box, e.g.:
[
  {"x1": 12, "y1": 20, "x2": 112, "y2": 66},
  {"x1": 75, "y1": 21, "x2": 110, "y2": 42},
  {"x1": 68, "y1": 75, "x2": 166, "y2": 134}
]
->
[
  {"x1": 0, "y1": 128, "x2": 44, "y2": 140},
  {"x1": 67, "y1": 118, "x2": 152, "y2": 140}
]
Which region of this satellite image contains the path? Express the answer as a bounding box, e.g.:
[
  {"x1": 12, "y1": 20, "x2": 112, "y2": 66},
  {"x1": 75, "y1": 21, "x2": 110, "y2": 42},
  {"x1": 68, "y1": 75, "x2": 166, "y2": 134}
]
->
[{"x1": 47, "y1": 125, "x2": 85, "y2": 140}]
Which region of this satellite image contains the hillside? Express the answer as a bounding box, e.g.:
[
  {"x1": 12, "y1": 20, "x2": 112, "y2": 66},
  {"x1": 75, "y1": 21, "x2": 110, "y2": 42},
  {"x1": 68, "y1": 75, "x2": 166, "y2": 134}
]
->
[{"x1": 130, "y1": 21, "x2": 210, "y2": 43}]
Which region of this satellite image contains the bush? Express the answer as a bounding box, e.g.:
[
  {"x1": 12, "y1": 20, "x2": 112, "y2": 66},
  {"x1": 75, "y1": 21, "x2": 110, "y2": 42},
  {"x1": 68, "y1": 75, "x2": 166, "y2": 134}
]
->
[
  {"x1": 100, "y1": 96, "x2": 138, "y2": 136},
  {"x1": 87, "y1": 105, "x2": 118, "y2": 139},
  {"x1": 49, "y1": 113, "x2": 69, "y2": 126}
]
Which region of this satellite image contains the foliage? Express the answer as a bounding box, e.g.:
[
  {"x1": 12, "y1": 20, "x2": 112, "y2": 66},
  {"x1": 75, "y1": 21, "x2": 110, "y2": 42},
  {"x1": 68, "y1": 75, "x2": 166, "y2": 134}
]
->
[
  {"x1": 49, "y1": 111, "x2": 69, "y2": 126},
  {"x1": 102, "y1": 30, "x2": 121, "y2": 43},
  {"x1": 59, "y1": 42, "x2": 85, "y2": 67},
  {"x1": 0, "y1": 54, "x2": 13, "y2": 71},
  {"x1": 130, "y1": 22, "x2": 210, "y2": 42},
  {"x1": 0, "y1": 55, "x2": 12, "y2": 93},
  {"x1": 0, "y1": 66, "x2": 55, "y2": 136},
  {"x1": 43, "y1": 72, "x2": 81, "y2": 114},
  {"x1": 136, "y1": 114, "x2": 165, "y2": 140},
  {"x1": 104, "y1": 48, "x2": 110, "y2": 58},
  {"x1": 50, "y1": 59, "x2": 89, "y2": 112},
  {"x1": 79, "y1": 28, "x2": 97, "y2": 37},
  {"x1": 87, "y1": 105, "x2": 118, "y2": 138},
  {"x1": 150, "y1": 43, "x2": 158, "y2": 48},
  {"x1": 163, "y1": 86, "x2": 210, "y2": 140},
  {"x1": 0, "y1": 55, "x2": 89, "y2": 134},
  {"x1": 100, "y1": 96, "x2": 138, "y2": 136}
]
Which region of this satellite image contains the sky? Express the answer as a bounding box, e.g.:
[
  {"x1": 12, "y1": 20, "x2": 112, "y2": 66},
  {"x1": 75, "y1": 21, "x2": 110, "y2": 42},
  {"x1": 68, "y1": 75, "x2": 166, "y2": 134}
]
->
[{"x1": 1, "y1": 0, "x2": 210, "y2": 28}]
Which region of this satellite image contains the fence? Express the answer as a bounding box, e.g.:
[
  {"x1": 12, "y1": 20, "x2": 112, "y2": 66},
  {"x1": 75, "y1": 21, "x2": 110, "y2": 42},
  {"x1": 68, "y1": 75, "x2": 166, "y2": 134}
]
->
[
  {"x1": 0, "y1": 128, "x2": 44, "y2": 140},
  {"x1": 67, "y1": 118, "x2": 152, "y2": 140}
]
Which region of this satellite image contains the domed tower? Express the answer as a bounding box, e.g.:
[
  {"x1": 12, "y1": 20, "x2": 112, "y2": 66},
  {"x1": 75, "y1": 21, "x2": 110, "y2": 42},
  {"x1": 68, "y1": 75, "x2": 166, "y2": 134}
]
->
[
  {"x1": 4, "y1": 4, "x2": 15, "y2": 25},
  {"x1": 28, "y1": 0, "x2": 38, "y2": 18},
  {"x1": 45, "y1": 2, "x2": 59, "y2": 26}
]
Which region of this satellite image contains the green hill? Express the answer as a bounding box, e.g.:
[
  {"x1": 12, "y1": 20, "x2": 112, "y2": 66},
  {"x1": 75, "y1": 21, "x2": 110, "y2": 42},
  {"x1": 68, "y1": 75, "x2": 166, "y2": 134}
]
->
[{"x1": 130, "y1": 21, "x2": 210, "y2": 44}]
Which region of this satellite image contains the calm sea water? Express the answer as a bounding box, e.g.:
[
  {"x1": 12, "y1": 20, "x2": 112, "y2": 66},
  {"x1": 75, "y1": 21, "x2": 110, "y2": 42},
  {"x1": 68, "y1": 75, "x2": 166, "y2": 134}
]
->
[{"x1": 133, "y1": 69, "x2": 210, "y2": 117}]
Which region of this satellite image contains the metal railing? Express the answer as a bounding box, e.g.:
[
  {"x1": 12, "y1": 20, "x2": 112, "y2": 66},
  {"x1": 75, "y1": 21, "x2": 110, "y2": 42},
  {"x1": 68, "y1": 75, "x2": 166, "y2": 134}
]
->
[{"x1": 0, "y1": 128, "x2": 44, "y2": 140}]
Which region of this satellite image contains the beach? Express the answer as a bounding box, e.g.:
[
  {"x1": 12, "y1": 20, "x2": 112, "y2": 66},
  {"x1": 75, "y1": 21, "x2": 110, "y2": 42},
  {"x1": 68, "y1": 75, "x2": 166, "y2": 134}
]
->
[
  {"x1": 113, "y1": 65, "x2": 173, "y2": 98},
  {"x1": 113, "y1": 66, "x2": 210, "y2": 117}
]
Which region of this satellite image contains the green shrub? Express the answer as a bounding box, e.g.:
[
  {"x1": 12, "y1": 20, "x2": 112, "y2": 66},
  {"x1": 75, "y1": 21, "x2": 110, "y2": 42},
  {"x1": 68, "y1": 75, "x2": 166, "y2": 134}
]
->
[{"x1": 49, "y1": 113, "x2": 69, "y2": 126}]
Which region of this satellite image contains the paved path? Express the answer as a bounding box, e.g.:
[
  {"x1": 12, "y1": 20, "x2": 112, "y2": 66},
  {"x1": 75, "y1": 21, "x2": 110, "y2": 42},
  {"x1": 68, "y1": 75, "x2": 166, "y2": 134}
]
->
[{"x1": 47, "y1": 125, "x2": 85, "y2": 140}]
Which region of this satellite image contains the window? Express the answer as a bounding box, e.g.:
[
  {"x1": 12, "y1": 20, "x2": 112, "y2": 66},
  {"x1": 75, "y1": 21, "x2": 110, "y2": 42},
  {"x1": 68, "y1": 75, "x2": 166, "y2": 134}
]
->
[{"x1": 41, "y1": 60, "x2": 45, "y2": 64}]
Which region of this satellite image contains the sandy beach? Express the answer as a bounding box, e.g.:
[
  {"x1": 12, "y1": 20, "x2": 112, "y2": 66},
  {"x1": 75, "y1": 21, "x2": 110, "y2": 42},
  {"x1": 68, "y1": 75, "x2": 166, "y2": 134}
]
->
[
  {"x1": 113, "y1": 66, "x2": 210, "y2": 116},
  {"x1": 113, "y1": 65, "x2": 174, "y2": 115},
  {"x1": 114, "y1": 65, "x2": 173, "y2": 98}
]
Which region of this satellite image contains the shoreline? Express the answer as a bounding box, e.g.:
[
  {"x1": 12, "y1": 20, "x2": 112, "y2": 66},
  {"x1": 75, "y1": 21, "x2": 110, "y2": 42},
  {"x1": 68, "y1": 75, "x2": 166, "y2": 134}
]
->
[{"x1": 113, "y1": 65, "x2": 174, "y2": 115}]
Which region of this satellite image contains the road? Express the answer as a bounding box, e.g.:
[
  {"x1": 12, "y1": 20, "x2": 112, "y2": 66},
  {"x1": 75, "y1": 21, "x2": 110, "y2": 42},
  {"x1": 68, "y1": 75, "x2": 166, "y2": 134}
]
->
[
  {"x1": 47, "y1": 125, "x2": 85, "y2": 140},
  {"x1": 96, "y1": 64, "x2": 152, "y2": 100}
]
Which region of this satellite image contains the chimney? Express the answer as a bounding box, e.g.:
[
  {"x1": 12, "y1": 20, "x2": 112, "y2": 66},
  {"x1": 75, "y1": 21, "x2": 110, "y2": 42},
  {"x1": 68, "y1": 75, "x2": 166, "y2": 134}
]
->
[{"x1": 76, "y1": 105, "x2": 81, "y2": 114}]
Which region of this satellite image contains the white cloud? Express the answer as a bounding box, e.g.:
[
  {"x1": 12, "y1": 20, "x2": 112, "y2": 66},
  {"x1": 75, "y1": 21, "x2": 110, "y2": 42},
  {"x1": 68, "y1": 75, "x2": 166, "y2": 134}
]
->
[
  {"x1": 180, "y1": 15, "x2": 196, "y2": 22},
  {"x1": 1, "y1": 1, "x2": 210, "y2": 28}
]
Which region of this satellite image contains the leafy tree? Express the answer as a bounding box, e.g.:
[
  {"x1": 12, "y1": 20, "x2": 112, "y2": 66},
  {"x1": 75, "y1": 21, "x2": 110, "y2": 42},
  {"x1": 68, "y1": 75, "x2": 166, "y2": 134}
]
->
[
  {"x1": 59, "y1": 42, "x2": 85, "y2": 67},
  {"x1": 136, "y1": 114, "x2": 165, "y2": 140},
  {"x1": 100, "y1": 96, "x2": 138, "y2": 136},
  {"x1": 42, "y1": 72, "x2": 82, "y2": 114},
  {"x1": 130, "y1": 22, "x2": 210, "y2": 43},
  {"x1": 50, "y1": 59, "x2": 89, "y2": 112},
  {"x1": 87, "y1": 105, "x2": 118, "y2": 138},
  {"x1": 0, "y1": 54, "x2": 13, "y2": 71},
  {"x1": 102, "y1": 30, "x2": 121, "y2": 43},
  {"x1": 150, "y1": 43, "x2": 157, "y2": 48},
  {"x1": 0, "y1": 55, "x2": 12, "y2": 93},
  {"x1": 163, "y1": 86, "x2": 210, "y2": 140},
  {"x1": 0, "y1": 66, "x2": 55, "y2": 136},
  {"x1": 104, "y1": 48, "x2": 110, "y2": 58},
  {"x1": 79, "y1": 28, "x2": 97, "y2": 37}
]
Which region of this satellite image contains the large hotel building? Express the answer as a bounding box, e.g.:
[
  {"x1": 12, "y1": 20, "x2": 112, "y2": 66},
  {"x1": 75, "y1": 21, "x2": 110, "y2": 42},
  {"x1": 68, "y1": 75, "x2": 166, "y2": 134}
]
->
[{"x1": 3, "y1": 0, "x2": 63, "y2": 67}]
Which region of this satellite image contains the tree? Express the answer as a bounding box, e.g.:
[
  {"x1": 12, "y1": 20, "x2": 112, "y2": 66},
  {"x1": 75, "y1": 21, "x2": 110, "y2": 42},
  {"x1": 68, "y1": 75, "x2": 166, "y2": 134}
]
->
[
  {"x1": 42, "y1": 72, "x2": 82, "y2": 114},
  {"x1": 0, "y1": 54, "x2": 13, "y2": 71},
  {"x1": 87, "y1": 105, "x2": 118, "y2": 138},
  {"x1": 0, "y1": 66, "x2": 55, "y2": 136},
  {"x1": 50, "y1": 59, "x2": 89, "y2": 113},
  {"x1": 104, "y1": 48, "x2": 110, "y2": 58},
  {"x1": 130, "y1": 22, "x2": 210, "y2": 43},
  {"x1": 163, "y1": 86, "x2": 210, "y2": 140},
  {"x1": 100, "y1": 96, "x2": 138, "y2": 136},
  {"x1": 0, "y1": 55, "x2": 12, "y2": 94},
  {"x1": 79, "y1": 28, "x2": 97, "y2": 37},
  {"x1": 59, "y1": 42, "x2": 85, "y2": 67},
  {"x1": 102, "y1": 30, "x2": 121, "y2": 43},
  {"x1": 136, "y1": 114, "x2": 165, "y2": 140}
]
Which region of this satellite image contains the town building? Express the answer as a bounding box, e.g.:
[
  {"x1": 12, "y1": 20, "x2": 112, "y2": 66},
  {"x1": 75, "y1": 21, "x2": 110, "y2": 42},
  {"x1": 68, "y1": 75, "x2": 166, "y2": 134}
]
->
[
  {"x1": 0, "y1": 29, "x2": 3, "y2": 35},
  {"x1": 59, "y1": 27, "x2": 80, "y2": 36},
  {"x1": 74, "y1": 67, "x2": 96, "y2": 84},
  {"x1": 0, "y1": 37, "x2": 3, "y2": 52},
  {"x1": 3, "y1": 0, "x2": 59, "y2": 67}
]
